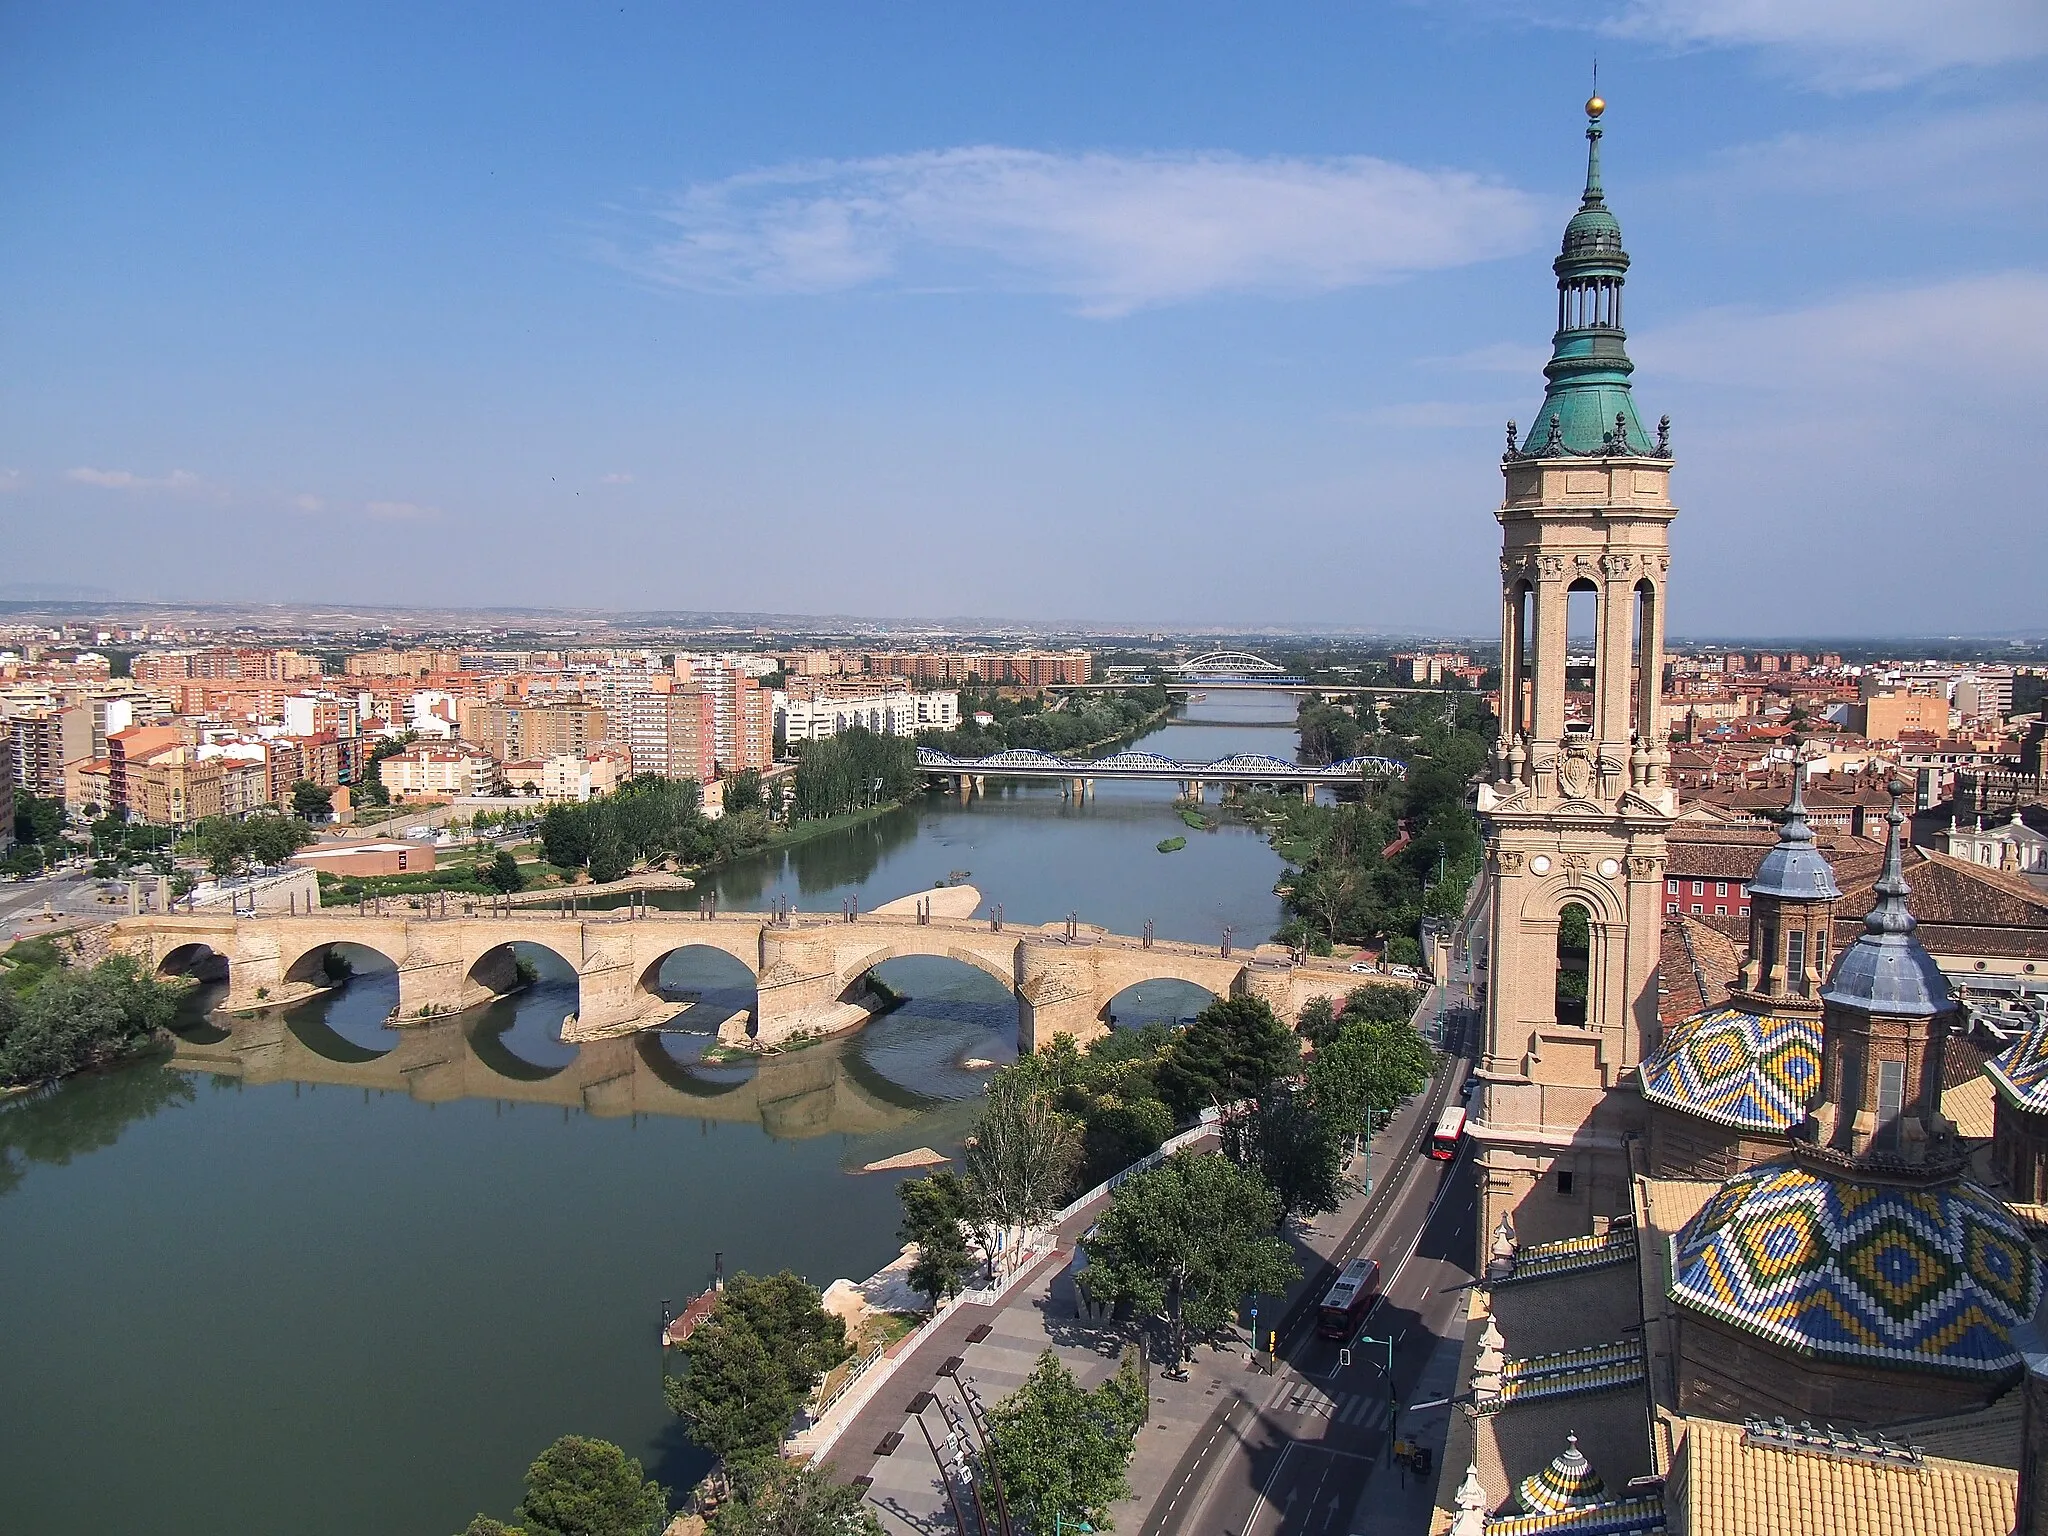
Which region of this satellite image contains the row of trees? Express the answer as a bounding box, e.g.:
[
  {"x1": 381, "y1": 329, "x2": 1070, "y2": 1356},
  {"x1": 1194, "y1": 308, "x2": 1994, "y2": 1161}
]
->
[
  {"x1": 538, "y1": 776, "x2": 772, "y2": 882},
  {"x1": 788, "y1": 727, "x2": 921, "y2": 821},
  {"x1": 0, "y1": 948, "x2": 183, "y2": 1088},
  {"x1": 919, "y1": 684, "x2": 1172, "y2": 758},
  {"x1": 1266, "y1": 690, "x2": 1493, "y2": 953},
  {"x1": 191, "y1": 812, "x2": 317, "y2": 880}
]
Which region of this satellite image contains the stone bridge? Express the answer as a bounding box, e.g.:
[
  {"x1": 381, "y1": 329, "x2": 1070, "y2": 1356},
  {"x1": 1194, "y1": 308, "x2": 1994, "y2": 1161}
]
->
[
  {"x1": 113, "y1": 906, "x2": 1361, "y2": 1052},
  {"x1": 165, "y1": 1011, "x2": 919, "y2": 1141}
]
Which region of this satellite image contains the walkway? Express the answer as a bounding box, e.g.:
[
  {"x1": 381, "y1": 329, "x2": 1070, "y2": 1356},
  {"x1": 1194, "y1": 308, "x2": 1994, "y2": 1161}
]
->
[{"x1": 831, "y1": 988, "x2": 1474, "y2": 1536}]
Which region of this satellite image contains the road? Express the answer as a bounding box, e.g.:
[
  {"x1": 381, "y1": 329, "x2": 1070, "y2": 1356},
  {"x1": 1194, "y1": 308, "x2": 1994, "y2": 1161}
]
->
[
  {"x1": 0, "y1": 867, "x2": 126, "y2": 934},
  {"x1": 1140, "y1": 988, "x2": 1478, "y2": 1536}
]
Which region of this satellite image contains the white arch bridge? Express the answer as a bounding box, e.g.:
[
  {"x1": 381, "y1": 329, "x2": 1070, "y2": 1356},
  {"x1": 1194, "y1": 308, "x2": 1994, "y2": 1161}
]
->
[
  {"x1": 1170, "y1": 651, "x2": 1294, "y2": 678},
  {"x1": 918, "y1": 747, "x2": 1403, "y2": 802}
]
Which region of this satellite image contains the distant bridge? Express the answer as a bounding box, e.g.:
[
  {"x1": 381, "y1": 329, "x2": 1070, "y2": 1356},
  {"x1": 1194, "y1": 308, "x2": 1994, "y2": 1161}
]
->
[
  {"x1": 917, "y1": 747, "x2": 1404, "y2": 801},
  {"x1": 1170, "y1": 651, "x2": 1293, "y2": 678}
]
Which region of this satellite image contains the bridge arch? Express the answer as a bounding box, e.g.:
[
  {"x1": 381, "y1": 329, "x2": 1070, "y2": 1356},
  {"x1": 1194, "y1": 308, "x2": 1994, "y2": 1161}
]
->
[
  {"x1": 840, "y1": 938, "x2": 1016, "y2": 996},
  {"x1": 635, "y1": 943, "x2": 760, "y2": 1035},
  {"x1": 464, "y1": 936, "x2": 583, "y2": 1012},
  {"x1": 156, "y1": 941, "x2": 230, "y2": 984},
  {"x1": 1103, "y1": 976, "x2": 1217, "y2": 1030},
  {"x1": 1172, "y1": 651, "x2": 1287, "y2": 677},
  {"x1": 281, "y1": 935, "x2": 404, "y2": 992}
]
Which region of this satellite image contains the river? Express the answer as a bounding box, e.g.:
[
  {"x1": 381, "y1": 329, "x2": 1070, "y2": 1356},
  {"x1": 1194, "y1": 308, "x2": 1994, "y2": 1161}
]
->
[{"x1": 0, "y1": 691, "x2": 1302, "y2": 1536}]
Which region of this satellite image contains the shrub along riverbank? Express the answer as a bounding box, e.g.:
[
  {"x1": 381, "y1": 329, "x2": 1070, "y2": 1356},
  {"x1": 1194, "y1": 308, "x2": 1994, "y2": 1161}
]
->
[{"x1": 0, "y1": 943, "x2": 185, "y2": 1090}]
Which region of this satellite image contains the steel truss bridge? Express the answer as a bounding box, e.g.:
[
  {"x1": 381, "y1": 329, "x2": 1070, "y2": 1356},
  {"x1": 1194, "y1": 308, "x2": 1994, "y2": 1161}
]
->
[
  {"x1": 916, "y1": 747, "x2": 1404, "y2": 786},
  {"x1": 1168, "y1": 651, "x2": 1294, "y2": 678}
]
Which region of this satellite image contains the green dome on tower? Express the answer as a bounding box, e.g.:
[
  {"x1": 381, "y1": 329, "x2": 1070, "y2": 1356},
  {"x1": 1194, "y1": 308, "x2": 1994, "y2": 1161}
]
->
[{"x1": 1509, "y1": 97, "x2": 1666, "y2": 462}]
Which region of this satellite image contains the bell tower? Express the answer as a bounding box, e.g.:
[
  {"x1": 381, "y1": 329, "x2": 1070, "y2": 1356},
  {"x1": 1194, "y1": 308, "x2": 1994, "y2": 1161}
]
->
[{"x1": 1471, "y1": 94, "x2": 1678, "y2": 1252}]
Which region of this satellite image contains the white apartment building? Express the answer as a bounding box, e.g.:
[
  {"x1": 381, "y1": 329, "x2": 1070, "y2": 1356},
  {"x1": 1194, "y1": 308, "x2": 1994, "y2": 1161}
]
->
[
  {"x1": 378, "y1": 746, "x2": 499, "y2": 800},
  {"x1": 774, "y1": 688, "x2": 959, "y2": 743}
]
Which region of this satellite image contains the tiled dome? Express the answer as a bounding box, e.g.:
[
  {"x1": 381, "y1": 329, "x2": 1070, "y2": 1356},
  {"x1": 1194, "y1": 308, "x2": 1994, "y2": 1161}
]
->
[
  {"x1": 1671, "y1": 1160, "x2": 2040, "y2": 1377},
  {"x1": 1639, "y1": 1004, "x2": 1821, "y2": 1131}
]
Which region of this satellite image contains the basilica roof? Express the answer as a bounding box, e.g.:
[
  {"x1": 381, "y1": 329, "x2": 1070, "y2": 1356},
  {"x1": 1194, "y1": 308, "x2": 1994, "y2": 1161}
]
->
[
  {"x1": 1985, "y1": 1016, "x2": 2048, "y2": 1114},
  {"x1": 1639, "y1": 1003, "x2": 1821, "y2": 1132},
  {"x1": 1670, "y1": 1160, "x2": 2041, "y2": 1378}
]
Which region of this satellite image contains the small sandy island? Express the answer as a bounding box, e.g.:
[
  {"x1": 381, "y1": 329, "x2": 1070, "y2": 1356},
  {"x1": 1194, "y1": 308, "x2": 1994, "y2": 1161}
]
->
[
  {"x1": 869, "y1": 883, "x2": 983, "y2": 920},
  {"x1": 860, "y1": 1146, "x2": 953, "y2": 1174}
]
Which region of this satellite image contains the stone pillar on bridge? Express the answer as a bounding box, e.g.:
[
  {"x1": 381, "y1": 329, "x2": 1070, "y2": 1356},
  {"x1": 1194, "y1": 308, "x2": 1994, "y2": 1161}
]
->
[
  {"x1": 394, "y1": 946, "x2": 470, "y2": 1022},
  {"x1": 753, "y1": 924, "x2": 845, "y2": 1048},
  {"x1": 972, "y1": 775, "x2": 985, "y2": 796},
  {"x1": 1016, "y1": 937, "x2": 1105, "y2": 1053},
  {"x1": 1234, "y1": 960, "x2": 1299, "y2": 1022}
]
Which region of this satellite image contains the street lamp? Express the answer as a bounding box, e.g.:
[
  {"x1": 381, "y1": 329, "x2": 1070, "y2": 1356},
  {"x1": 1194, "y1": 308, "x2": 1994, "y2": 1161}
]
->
[{"x1": 1354, "y1": 1331, "x2": 1398, "y2": 1458}]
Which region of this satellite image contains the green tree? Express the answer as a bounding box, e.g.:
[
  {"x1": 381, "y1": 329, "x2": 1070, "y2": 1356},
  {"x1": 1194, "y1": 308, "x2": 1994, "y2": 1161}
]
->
[
  {"x1": 665, "y1": 1271, "x2": 850, "y2": 1469},
  {"x1": 1306, "y1": 1017, "x2": 1433, "y2": 1146},
  {"x1": 540, "y1": 804, "x2": 595, "y2": 870},
  {"x1": 722, "y1": 770, "x2": 765, "y2": 816},
  {"x1": 1082, "y1": 1151, "x2": 1300, "y2": 1367},
  {"x1": 985, "y1": 1350, "x2": 1146, "y2": 1533},
  {"x1": 1156, "y1": 995, "x2": 1300, "y2": 1120},
  {"x1": 485, "y1": 849, "x2": 524, "y2": 894},
  {"x1": 14, "y1": 791, "x2": 66, "y2": 847},
  {"x1": 586, "y1": 820, "x2": 629, "y2": 883},
  {"x1": 710, "y1": 1460, "x2": 882, "y2": 1536},
  {"x1": 1342, "y1": 981, "x2": 1419, "y2": 1026},
  {"x1": 507, "y1": 1435, "x2": 666, "y2": 1536},
  {"x1": 192, "y1": 816, "x2": 247, "y2": 880},
  {"x1": 1222, "y1": 1086, "x2": 1350, "y2": 1222},
  {"x1": 899, "y1": 1169, "x2": 976, "y2": 1310},
  {"x1": 0, "y1": 953, "x2": 182, "y2": 1088},
  {"x1": 965, "y1": 1074, "x2": 1082, "y2": 1238},
  {"x1": 290, "y1": 780, "x2": 334, "y2": 820},
  {"x1": 241, "y1": 812, "x2": 315, "y2": 868},
  {"x1": 1296, "y1": 995, "x2": 1339, "y2": 1049}
]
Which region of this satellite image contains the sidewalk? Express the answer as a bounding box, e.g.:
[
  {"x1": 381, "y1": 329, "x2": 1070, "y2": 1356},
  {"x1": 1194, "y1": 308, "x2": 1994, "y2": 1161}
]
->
[{"x1": 837, "y1": 1010, "x2": 1466, "y2": 1536}]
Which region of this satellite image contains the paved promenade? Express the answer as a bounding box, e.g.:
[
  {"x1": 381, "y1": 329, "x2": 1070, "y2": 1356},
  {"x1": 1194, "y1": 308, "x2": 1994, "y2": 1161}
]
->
[{"x1": 828, "y1": 992, "x2": 1472, "y2": 1536}]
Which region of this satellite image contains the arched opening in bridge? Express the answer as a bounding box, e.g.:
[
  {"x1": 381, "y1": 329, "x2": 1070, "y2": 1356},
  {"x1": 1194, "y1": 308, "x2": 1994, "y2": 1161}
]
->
[
  {"x1": 842, "y1": 955, "x2": 1018, "y2": 1107},
  {"x1": 465, "y1": 942, "x2": 581, "y2": 1071},
  {"x1": 156, "y1": 942, "x2": 231, "y2": 1031},
  {"x1": 1556, "y1": 903, "x2": 1591, "y2": 1029},
  {"x1": 1565, "y1": 581, "x2": 1600, "y2": 736},
  {"x1": 282, "y1": 942, "x2": 401, "y2": 1058},
  {"x1": 1103, "y1": 978, "x2": 1216, "y2": 1032},
  {"x1": 638, "y1": 945, "x2": 759, "y2": 1068}
]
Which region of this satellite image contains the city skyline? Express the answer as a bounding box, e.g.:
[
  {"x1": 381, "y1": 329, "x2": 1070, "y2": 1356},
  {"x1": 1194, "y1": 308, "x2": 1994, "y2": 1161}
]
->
[{"x1": 4, "y1": 3, "x2": 2043, "y2": 631}]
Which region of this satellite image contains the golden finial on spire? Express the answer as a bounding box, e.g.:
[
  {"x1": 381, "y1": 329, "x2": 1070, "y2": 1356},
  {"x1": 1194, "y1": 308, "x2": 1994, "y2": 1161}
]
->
[{"x1": 1586, "y1": 94, "x2": 1605, "y2": 119}]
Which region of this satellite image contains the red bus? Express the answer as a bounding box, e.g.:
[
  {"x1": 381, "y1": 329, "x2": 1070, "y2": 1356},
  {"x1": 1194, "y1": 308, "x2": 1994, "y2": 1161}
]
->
[
  {"x1": 1429, "y1": 1106, "x2": 1467, "y2": 1161},
  {"x1": 1316, "y1": 1257, "x2": 1381, "y2": 1339}
]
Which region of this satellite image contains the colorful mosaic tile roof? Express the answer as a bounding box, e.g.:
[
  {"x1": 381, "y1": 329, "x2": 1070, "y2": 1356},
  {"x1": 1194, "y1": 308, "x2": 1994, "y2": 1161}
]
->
[
  {"x1": 1499, "y1": 1228, "x2": 1639, "y2": 1284},
  {"x1": 1670, "y1": 1160, "x2": 2041, "y2": 1376},
  {"x1": 1518, "y1": 1433, "x2": 1608, "y2": 1514},
  {"x1": 1987, "y1": 1017, "x2": 2048, "y2": 1114},
  {"x1": 1485, "y1": 1341, "x2": 1647, "y2": 1413},
  {"x1": 1638, "y1": 1004, "x2": 1821, "y2": 1131},
  {"x1": 1487, "y1": 1495, "x2": 1668, "y2": 1536}
]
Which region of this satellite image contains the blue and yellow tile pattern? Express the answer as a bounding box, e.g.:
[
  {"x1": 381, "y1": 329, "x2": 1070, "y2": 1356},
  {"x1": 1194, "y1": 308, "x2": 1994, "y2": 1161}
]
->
[
  {"x1": 1671, "y1": 1160, "x2": 2041, "y2": 1375},
  {"x1": 1988, "y1": 1017, "x2": 2048, "y2": 1114},
  {"x1": 1639, "y1": 1005, "x2": 1821, "y2": 1132}
]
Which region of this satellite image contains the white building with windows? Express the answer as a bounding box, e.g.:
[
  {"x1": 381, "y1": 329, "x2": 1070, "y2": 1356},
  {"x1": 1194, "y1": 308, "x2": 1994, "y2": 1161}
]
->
[{"x1": 774, "y1": 688, "x2": 958, "y2": 743}]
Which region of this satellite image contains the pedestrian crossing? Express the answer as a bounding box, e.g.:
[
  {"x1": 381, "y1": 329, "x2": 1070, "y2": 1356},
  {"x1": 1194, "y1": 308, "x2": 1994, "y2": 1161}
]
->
[{"x1": 1279, "y1": 1382, "x2": 1389, "y2": 1430}]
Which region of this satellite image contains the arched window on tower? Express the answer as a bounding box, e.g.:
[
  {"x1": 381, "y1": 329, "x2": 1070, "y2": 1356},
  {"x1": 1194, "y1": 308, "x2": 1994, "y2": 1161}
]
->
[
  {"x1": 1566, "y1": 579, "x2": 1599, "y2": 736},
  {"x1": 1556, "y1": 903, "x2": 1591, "y2": 1028},
  {"x1": 1509, "y1": 580, "x2": 1535, "y2": 737}
]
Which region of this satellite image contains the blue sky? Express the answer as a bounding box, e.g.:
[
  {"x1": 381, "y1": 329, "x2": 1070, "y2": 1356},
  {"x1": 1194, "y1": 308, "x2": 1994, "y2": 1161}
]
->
[{"x1": 3, "y1": 2, "x2": 2042, "y2": 635}]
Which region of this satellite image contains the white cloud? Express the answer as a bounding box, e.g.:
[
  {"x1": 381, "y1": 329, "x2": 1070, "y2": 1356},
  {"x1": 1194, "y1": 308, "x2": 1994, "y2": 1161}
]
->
[
  {"x1": 291, "y1": 493, "x2": 326, "y2": 514},
  {"x1": 599, "y1": 471, "x2": 635, "y2": 484},
  {"x1": 1638, "y1": 270, "x2": 2048, "y2": 389},
  {"x1": 65, "y1": 466, "x2": 217, "y2": 498},
  {"x1": 1604, "y1": 0, "x2": 2048, "y2": 88},
  {"x1": 1683, "y1": 103, "x2": 2048, "y2": 212},
  {"x1": 625, "y1": 146, "x2": 1546, "y2": 317},
  {"x1": 365, "y1": 499, "x2": 439, "y2": 522}
]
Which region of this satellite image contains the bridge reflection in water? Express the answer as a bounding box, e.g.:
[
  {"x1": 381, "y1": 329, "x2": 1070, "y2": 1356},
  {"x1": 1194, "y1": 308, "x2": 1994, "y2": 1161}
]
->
[{"x1": 164, "y1": 950, "x2": 1028, "y2": 1144}]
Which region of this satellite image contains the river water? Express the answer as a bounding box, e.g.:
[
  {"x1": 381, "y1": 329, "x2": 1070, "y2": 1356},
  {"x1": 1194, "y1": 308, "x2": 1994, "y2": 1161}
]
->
[{"x1": 0, "y1": 692, "x2": 1301, "y2": 1536}]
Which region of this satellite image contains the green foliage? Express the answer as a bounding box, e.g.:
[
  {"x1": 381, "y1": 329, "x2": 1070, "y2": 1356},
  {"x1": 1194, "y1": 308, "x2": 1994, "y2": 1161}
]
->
[
  {"x1": 191, "y1": 813, "x2": 315, "y2": 879},
  {"x1": 290, "y1": 780, "x2": 334, "y2": 820},
  {"x1": 541, "y1": 776, "x2": 717, "y2": 878},
  {"x1": 1084, "y1": 1151, "x2": 1300, "y2": 1365},
  {"x1": 965, "y1": 1074, "x2": 1082, "y2": 1235},
  {"x1": 1344, "y1": 981, "x2": 1420, "y2": 1025},
  {"x1": 666, "y1": 1271, "x2": 851, "y2": 1468},
  {"x1": 1305, "y1": 1016, "x2": 1433, "y2": 1143},
  {"x1": 496, "y1": 1435, "x2": 666, "y2": 1536},
  {"x1": 1221, "y1": 1085, "x2": 1351, "y2": 1222},
  {"x1": 0, "y1": 953, "x2": 182, "y2": 1087},
  {"x1": 985, "y1": 1350, "x2": 1147, "y2": 1532},
  {"x1": 1156, "y1": 836, "x2": 1187, "y2": 853},
  {"x1": 485, "y1": 849, "x2": 525, "y2": 894},
  {"x1": 898, "y1": 1170, "x2": 977, "y2": 1311},
  {"x1": 789, "y1": 727, "x2": 919, "y2": 820},
  {"x1": 1558, "y1": 905, "x2": 1590, "y2": 951},
  {"x1": 999, "y1": 1026, "x2": 1180, "y2": 1195},
  {"x1": 1295, "y1": 995, "x2": 1338, "y2": 1048},
  {"x1": 710, "y1": 1459, "x2": 882, "y2": 1536},
  {"x1": 14, "y1": 790, "x2": 66, "y2": 847},
  {"x1": 920, "y1": 684, "x2": 1167, "y2": 758},
  {"x1": 721, "y1": 770, "x2": 765, "y2": 816},
  {"x1": 1155, "y1": 995, "x2": 1299, "y2": 1120}
]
